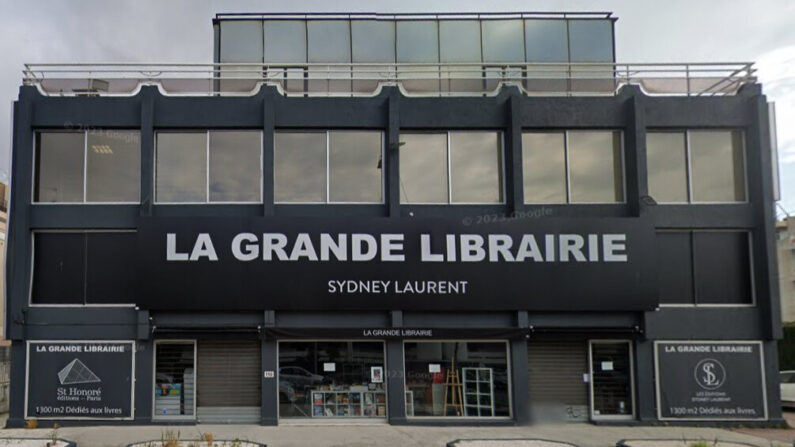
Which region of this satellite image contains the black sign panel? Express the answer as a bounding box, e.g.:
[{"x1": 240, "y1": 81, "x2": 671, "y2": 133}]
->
[
  {"x1": 137, "y1": 217, "x2": 657, "y2": 311},
  {"x1": 655, "y1": 341, "x2": 767, "y2": 420},
  {"x1": 27, "y1": 341, "x2": 134, "y2": 419}
]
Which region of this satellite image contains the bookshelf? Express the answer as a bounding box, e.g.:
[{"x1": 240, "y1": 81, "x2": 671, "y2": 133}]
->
[{"x1": 311, "y1": 390, "x2": 386, "y2": 418}]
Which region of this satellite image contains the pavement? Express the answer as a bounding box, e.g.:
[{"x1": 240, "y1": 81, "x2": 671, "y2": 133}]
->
[{"x1": 0, "y1": 422, "x2": 793, "y2": 447}]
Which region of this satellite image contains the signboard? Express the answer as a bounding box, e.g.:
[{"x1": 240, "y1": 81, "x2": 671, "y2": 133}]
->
[
  {"x1": 26, "y1": 341, "x2": 135, "y2": 420},
  {"x1": 137, "y1": 217, "x2": 657, "y2": 312},
  {"x1": 654, "y1": 341, "x2": 767, "y2": 421}
]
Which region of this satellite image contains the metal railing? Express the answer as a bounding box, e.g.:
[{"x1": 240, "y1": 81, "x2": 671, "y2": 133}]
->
[{"x1": 22, "y1": 62, "x2": 756, "y2": 98}]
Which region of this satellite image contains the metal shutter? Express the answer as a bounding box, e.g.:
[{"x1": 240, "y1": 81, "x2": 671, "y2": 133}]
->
[
  {"x1": 527, "y1": 339, "x2": 588, "y2": 422},
  {"x1": 197, "y1": 340, "x2": 261, "y2": 423}
]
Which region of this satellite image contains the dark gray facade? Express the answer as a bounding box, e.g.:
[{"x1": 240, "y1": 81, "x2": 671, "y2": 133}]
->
[{"x1": 6, "y1": 79, "x2": 782, "y2": 426}]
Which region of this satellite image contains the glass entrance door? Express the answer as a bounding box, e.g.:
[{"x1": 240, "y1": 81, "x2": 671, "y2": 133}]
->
[{"x1": 589, "y1": 340, "x2": 635, "y2": 420}]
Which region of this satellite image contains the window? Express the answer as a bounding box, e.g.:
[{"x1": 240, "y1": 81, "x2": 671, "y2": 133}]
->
[
  {"x1": 155, "y1": 131, "x2": 261, "y2": 203},
  {"x1": 647, "y1": 130, "x2": 745, "y2": 203},
  {"x1": 154, "y1": 341, "x2": 196, "y2": 419},
  {"x1": 274, "y1": 130, "x2": 383, "y2": 203},
  {"x1": 522, "y1": 132, "x2": 566, "y2": 203},
  {"x1": 279, "y1": 341, "x2": 386, "y2": 419},
  {"x1": 655, "y1": 230, "x2": 753, "y2": 305},
  {"x1": 522, "y1": 130, "x2": 623, "y2": 204},
  {"x1": 34, "y1": 131, "x2": 140, "y2": 203},
  {"x1": 264, "y1": 20, "x2": 307, "y2": 63},
  {"x1": 219, "y1": 20, "x2": 263, "y2": 63},
  {"x1": 646, "y1": 132, "x2": 688, "y2": 202},
  {"x1": 481, "y1": 20, "x2": 524, "y2": 63},
  {"x1": 404, "y1": 341, "x2": 510, "y2": 417},
  {"x1": 396, "y1": 20, "x2": 438, "y2": 63},
  {"x1": 32, "y1": 231, "x2": 137, "y2": 305},
  {"x1": 568, "y1": 19, "x2": 614, "y2": 62},
  {"x1": 399, "y1": 131, "x2": 503, "y2": 204},
  {"x1": 524, "y1": 19, "x2": 568, "y2": 62},
  {"x1": 352, "y1": 20, "x2": 395, "y2": 63}
]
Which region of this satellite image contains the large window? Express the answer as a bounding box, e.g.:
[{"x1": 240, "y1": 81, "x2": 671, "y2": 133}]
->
[
  {"x1": 655, "y1": 230, "x2": 753, "y2": 305},
  {"x1": 34, "y1": 130, "x2": 140, "y2": 203},
  {"x1": 522, "y1": 131, "x2": 623, "y2": 204},
  {"x1": 32, "y1": 231, "x2": 137, "y2": 305},
  {"x1": 274, "y1": 131, "x2": 383, "y2": 203},
  {"x1": 155, "y1": 131, "x2": 262, "y2": 203},
  {"x1": 278, "y1": 341, "x2": 386, "y2": 419},
  {"x1": 647, "y1": 130, "x2": 745, "y2": 203},
  {"x1": 404, "y1": 341, "x2": 510, "y2": 417},
  {"x1": 400, "y1": 131, "x2": 503, "y2": 204}
]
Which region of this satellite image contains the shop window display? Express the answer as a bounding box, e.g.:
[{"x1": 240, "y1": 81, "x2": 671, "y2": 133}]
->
[
  {"x1": 404, "y1": 341, "x2": 510, "y2": 417},
  {"x1": 278, "y1": 341, "x2": 386, "y2": 419}
]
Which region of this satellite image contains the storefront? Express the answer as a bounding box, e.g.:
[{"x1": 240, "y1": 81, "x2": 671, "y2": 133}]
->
[{"x1": 6, "y1": 12, "x2": 782, "y2": 425}]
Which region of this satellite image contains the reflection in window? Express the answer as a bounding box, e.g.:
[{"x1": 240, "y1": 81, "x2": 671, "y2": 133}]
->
[
  {"x1": 274, "y1": 132, "x2": 327, "y2": 203},
  {"x1": 209, "y1": 131, "x2": 262, "y2": 202},
  {"x1": 219, "y1": 20, "x2": 263, "y2": 63},
  {"x1": 481, "y1": 20, "x2": 524, "y2": 63},
  {"x1": 568, "y1": 131, "x2": 623, "y2": 203},
  {"x1": 646, "y1": 132, "x2": 688, "y2": 203},
  {"x1": 450, "y1": 132, "x2": 503, "y2": 203},
  {"x1": 399, "y1": 133, "x2": 448, "y2": 204},
  {"x1": 690, "y1": 131, "x2": 745, "y2": 202},
  {"x1": 35, "y1": 132, "x2": 85, "y2": 203},
  {"x1": 568, "y1": 19, "x2": 614, "y2": 62},
  {"x1": 264, "y1": 20, "x2": 307, "y2": 63},
  {"x1": 86, "y1": 131, "x2": 140, "y2": 202},
  {"x1": 329, "y1": 131, "x2": 383, "y2": 203},
  {"x1": 646, "y1": 130, "x2": 745, "y2": 203},
  {"x1": 156, "y1": 131, "x2": 261, "y2": 203},
  {"x1": 522, "y1": 132, "x2": 567, "y2": 203},
  {"x1": 274, "y1": 130, "x2": 383, "y2": 203},
  {"x1": 352, "y1": 20, "x2": 395, "y2": 62},
  {"x1": 404, "y1": 342, "x2": 510, "y2": 417},
  {"x1": 307, "y1": 20, "x2": 351, "y2": 63},
  {"x1": 524, "y1": 19, "x2": 568, "y2": 62},
  {"x1": 279, "y1": 341, "x2": 386, "y2": 419},
  {"x1": 35, "y1": 131, "x2": 141, "y2": 203},
  {"x1": 400, "y1": 131, "x2": 503, "y2": 204},
  {"x1": 439, "y1": 20, "x2": 482, "y2": 62},
  {"x1": 156, "y1": 133, "x2": 207, "y2": 203},
  {"x1": 396, "y1": 21, "x2": 439, "y2": 63}
]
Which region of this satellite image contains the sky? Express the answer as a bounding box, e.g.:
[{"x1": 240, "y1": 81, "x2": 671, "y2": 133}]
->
[{"x1": 0, "y1": 0, "x2": 793, "y2": 215}]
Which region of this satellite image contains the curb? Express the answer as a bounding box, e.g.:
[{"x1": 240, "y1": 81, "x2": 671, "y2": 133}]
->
[
  {"x1": 126, "y1": 441, "x2": 266, "y2": 447},
  {"x1": 447, "y1": 439, "x2": 580, "y2": 447},
  {"x1": 616, "y1": 439, "x2": 762, "y2": 447},
  {"x1": 0, "y1": 439, "x2": 77, "y2": 447}
]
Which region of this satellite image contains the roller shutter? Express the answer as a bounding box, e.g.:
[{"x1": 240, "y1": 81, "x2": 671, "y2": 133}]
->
[
  {"x1": 197, "y1": 340, "x2": 261, "y2": 423},
  {"x1": 527, "y1": 339, "x2": 588, "y2": 422}
]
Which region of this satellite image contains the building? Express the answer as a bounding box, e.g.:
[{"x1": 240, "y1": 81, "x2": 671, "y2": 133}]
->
[
  {"x1": 778, "y1": 218, "x2": 795, "y2": 324},
  {"x1": 6, "y1": 12, "x2": 782, "y2": 426}
]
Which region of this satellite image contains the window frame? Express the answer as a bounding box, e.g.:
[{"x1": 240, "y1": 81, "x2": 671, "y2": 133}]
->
[
  {"x1": 32, "y1": 130, "x2": 141, "y2": 205},
  {"x1": 522, "y1": 130, "x2": 626, "y2": 205},
  {"x1": 154, "y1": 130, "x2": 264, "y2": 205},
  {"x1": 646, "y1": 129, "x2": 748, "y2": 205},
  {"x1": 399, "y1": 130, "x2": 506, "y2": 205},
  {"x1": 656, "y1": 229, "x2": 756, "y2": 309},
  {"x1": 401, "y1": 339, "x2": 513, "y2": 419},
  {"x1": 273, "y1": 130, "x2": 385, "y2": 205},
  {"x1": 28, "y1": 229, "x2": 138, "y2": 308}
]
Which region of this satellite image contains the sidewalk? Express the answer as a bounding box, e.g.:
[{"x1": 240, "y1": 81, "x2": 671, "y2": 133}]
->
[{"x1": 0, "y1": 423, "x2": 791, "y2": 447}]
